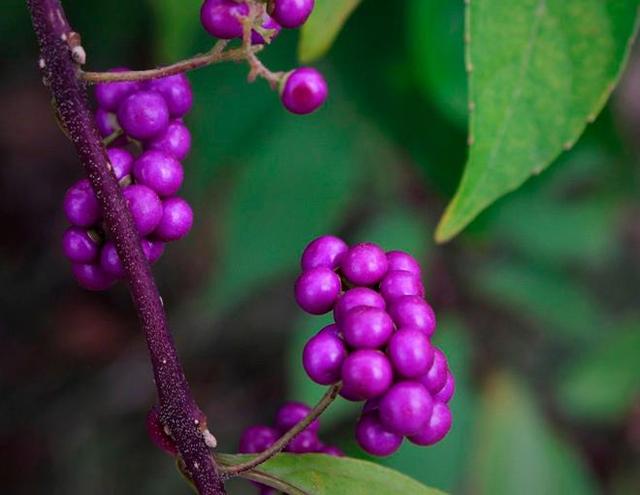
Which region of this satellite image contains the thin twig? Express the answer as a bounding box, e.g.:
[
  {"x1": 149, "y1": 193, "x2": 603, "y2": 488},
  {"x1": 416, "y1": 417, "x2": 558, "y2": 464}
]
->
[{"x1": 240, "y1": 3, "x2": 284, "y2": 88}]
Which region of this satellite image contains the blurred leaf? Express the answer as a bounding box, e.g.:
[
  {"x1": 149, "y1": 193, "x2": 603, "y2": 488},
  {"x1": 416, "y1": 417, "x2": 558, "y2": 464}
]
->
[
  {"x1": 557, "y1": 319, "x2": 640, "y2": 423},
  {"x1": 407, "y1": 0, "x2": 467, "y2": 127},
  {"x1": 471, "y1": 373, "x2": 597, "y2": 495},
  {"x1": 147, "y1": 0, "x2": 201, "y2": 61},
  {"x1": 217, "y1": 453, "x2": 446, "y2": 495},
  {"x1": 435, "y1": 0, "x2": 640, "y2": 242},
  {"x1": 298, "y1": 0, "x2": 363, "y2": 63}
]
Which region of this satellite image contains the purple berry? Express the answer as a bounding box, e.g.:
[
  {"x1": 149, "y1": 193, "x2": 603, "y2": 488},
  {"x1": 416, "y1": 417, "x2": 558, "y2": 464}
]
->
[
  {"x1": 342, "y1": 306, "x2": 393, "y2": 349},
  {"x1": 362, "y1": 398, "x2": 380, "y2": 414},
  {"x1": 294, "y1": 267, "x2": 341, "y2": 315},
  {"x1": 355, "y1": 413, "x2": 402, "y2": 457},
  {"x1": 63, "y1": 179, "x2": 101, "y2": 227},
  {"x1": 117, "y1": 90, "x2": 170, "y2": 140},
  {"x1": 303, "y1": 325, "x2": 347, "y2": 385},
  {"x1": 239, "y1": 425, "x2": 279, "y2": 454},
  {"x1": 143, "y1": 239, "x2": 165, "y2": 264},
  {"x1": 281, "y1": 67, "x2": 328, "y2": 115},
  {"x1": 340, "y1": 350, "x2": 393, "y2": 400},
  {"x1": 71, "y1": 263, "x2": 115, "y2": 291},
  {"x1": 285, "y1": 429, "x2": 320, "y2": 453},
  {"x1": 408, "y1": 402, "x2": 452, "y2": 446},
  {"x1": 200, "y1": 0, "x2": 247, "y2": 39},
  {"x1": 272, "y1": 0, "x2": 315, "y2": 29},
  {"x1": 300, "y1": 235, "x2": 348, "y2": 271},
  {"x1": 122, "y1": 185, "x2": 163, "y2": 236},
  {"x1": 107, "y1": 147, "x2": 134, "y2": 181},
  {"x1": 433, "y1": 371, "x2": 455, "y2": 403},
  {"x1": 95, "y1": 108, "x2": 120, "y2": 137},
  {"x1": 319, "y1": 445, "x2": 344, "y2": 456},
  {"x1": 145, "y1": 406, "x2": 177, "y2": 455},
  {"x1": 147, "y1": 74, "x2": 193, "y2": 118},
  {"x1": 132, "y1": 150, "x2": 184, "y2": 197},
  {"x1": 387, "y1": 328, "x2": 434, "y2": 378},
  {"x1": 251, "y1": 13, "x2": 281, "y2": 44},
  {"x1": 379, "y1": 381, "x2": 433, "y2": 436},
  {"x1": 379, "y1": 270, "x2": 424, "y2": 302},
  {"x1": 147, "y1": 120, "x2": 192, "y2": 160},
  {"x1": 340, "y1": 242, "x2": 388, "y2": 286},
  {"x1": 275, "y1": 401, "x2": 320, "y2": 433},
  {"x1": 153, "y1": 197, "x2": 193, "y2": 241},
  {"x1": 388, "y1": 295, "x2": 436, "y2": 337},
  {"x1": 386, "y1": 250, "x2": 421, "y2": 276},
  {"x1": 62, "y1": 227, "x2": 99, "y2": 264},
  {"x1": 100, "y1": 241, "x2": 126, "y2": 278},
  {"x1": 416, "y1": 348, "x2": 448, "y2": 395},
  {"x1": 95, "y1": 68, "x2": 141, "y2": 112},
  {"x1": 333, "y1": 287, "x2": 385, "y2": 326}
]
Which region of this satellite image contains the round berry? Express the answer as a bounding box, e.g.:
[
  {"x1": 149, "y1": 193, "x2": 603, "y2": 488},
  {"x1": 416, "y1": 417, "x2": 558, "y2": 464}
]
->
[
  {"x1": 62, "y1": 227, "x2": 99, "y2": 264},
  {"x1": 143, "y1": 239, "x2": 165, "y2": 264},
  {"x1": 387, "y1": 328, "x2": 434, "y2": 378},
  {"x1": 388, "y1": 295, "x2": 436, "y2": 337},
  {"x1": 107, "y1": 147, "x2": 134, "y2": 181},
  {"x1": 272, "y1": 0, "x2": 315, "y2": 29},
  {"x1": 95, "y1": 108, "x2": 120, "y2": 137},
  {"x1": 275, "y1": 402, "x2": 320, "y2": 433},
  {"x1": 200, "y1": 0, "x2": 247, "y2": 39},
  {"x1": 95, "y1": 68, "x2": 141, "y2": 111},
  {"x1": 340, "y1": 242, "x2": 388, "y2": 286},
  {"x1": 433, "y1": 371, "x2": 455, "y2": 403},
  {"x1": 300, "y1": 235, "x2": 348, "y2": 271},
  {"x1": 319, "y1": 445, "x2": 344, "y2": 456},
  {"x1": 153, "y1": 197, "x2": 193, "y2": 241},
  {"x1": 147, "y1": 120, "x2": 191, "y2": 160},
  {"x1": 239, "y1": 425, "x2": 279, "y2": 454},
  {"x1": 281, "y1": 67, "x2": 328, "y2": 115},
  {"x1": 147, "y1": 74, "x2": 193, "y2": 118},
  {"x1": 145, "y1": 405, "x2": 177, "y2": 455},
  {"x1": 342, "y1": 306, "x2": 393, "y2": 349},
  {"x1": 122, "y1": 184, "x2": 163, "y2": 236},
  {"x1": 285, "y1": 430, "x2": 320, "y2": 453},
  {"x1": 100, "y1": 241, "x2": 126, "y2": 278},
  {"x1": 294, "y1": 267, "x2": 341, "y2": 315},
  {"x1": 71, "y1": 263, "x2": 115, "y2": 291},
  {"x1": 408, "y1": 402, "x2": 452, "y2": 446},
  {"x1": 303, "y1": 325, "x2": 347, "y2": 385},
  {"x1": 416, "y1": 348, "x2": 448, "y2": 395},
  {"x1": 341, "y1": 350, "x2": 393, "y2": 400},
  {"x1": 379, "y1": 381, "x2": 433, "y2": 436},
  {"x1": 386, "y1": 250, "x2": 421, "y2": 276},
  {"x1": 63, "y1": 179, "x2": 101, "y2": 227},
  {"x1": 117, "y1": 90, "x2": 170, "y2": 140},
  {"x1": 132, "y1": 150, "x2": 184, "y2": 197},
  {"x1": 355, "y1": 413, "x2": 402, "y2": 457},
  {"x1": 379, "y1": 270, "x2": 424, "y2": 302},
  {"x1": 251, "y1": 13, "x2": 281, "y2": 44},
  {"x1": 333, "y1": 287, "x2": 385, "y2": 326}
]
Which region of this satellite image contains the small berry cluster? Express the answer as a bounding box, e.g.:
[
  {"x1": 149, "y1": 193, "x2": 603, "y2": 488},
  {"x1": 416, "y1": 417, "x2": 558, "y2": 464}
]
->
[
  {"x1": 295, "y1": 236, "x2": 455, "y2": 456},
  {"x1": 200, "y1": 0, "x2": 327, "y2": 114},
  {"x1": 61, "y1": 71, "x2": 194, "y2": 290}
]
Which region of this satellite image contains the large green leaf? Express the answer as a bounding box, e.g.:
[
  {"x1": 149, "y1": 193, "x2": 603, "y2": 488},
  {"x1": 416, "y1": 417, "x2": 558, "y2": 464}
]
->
[
  {"x1": 217, "y1": 453, "x2": 446, "y2": 495},
  {"x1": 435, "y1": 0, "x2": 640, "y2": 242}
]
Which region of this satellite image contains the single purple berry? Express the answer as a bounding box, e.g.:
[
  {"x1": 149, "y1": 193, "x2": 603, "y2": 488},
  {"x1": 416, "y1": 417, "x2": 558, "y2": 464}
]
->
[
  {"x1": 388, "y1": 295, "x2": 436, "y2": 337},
  {"x1": 416, "y1": 348, "x2": 448, "y2": 395},
  {"x1": 146, "y1": 119, "x2": 191, "y2": 160},
  {"x1": 62, "y1": 227, "x2": 99, "y2": 264},
  {"x1": 379, "y1": 381, "x2": 433, "y2": 436},
  {"x1": 386, "y1": 250, "x2": 421, "y2": 276},
  {"x1": 95, "y1": 68, "x2": 142, "y2": 111},
  {"x1": 303, "y1": 325, "x2": 347, "y2": 385},
  {"x1": 433, "y1": 371, "x2": 455, "y2": 403},
  {"x1": 355, "y1": 413, "x2": 402, "y2": 457},
  {"x1": 285, "y1": 429, "x2": 320, "y2": 453},
  {"x1": 239, "y1": 425, "x2": 279, "y2": 454},
  {"x1": 319, "y1": 445, "x2": 344, "y2": 456},
  {"x1": 145, "y1": 405, "x2": 177, "y2": 455},
  {"x1": 200, "y1": 0, "x2": 247, "y2": 39},
  {"x1": 408, "y1": 402, "x2": 452, "y2": 446},
  {"x1": 340, "y1": 242, "x2": 389, "y2": 286},
  {"x1": 143, "y1": 239, "x2": 165, "y2": 264},
  {"x1": 379, "y1": 270, "x2": 424, "y2": 302},
  {"x1": 153, "y1": 197, "x2": 193, "y2": 241},
  {"x1": 122, "y1": 184, "x2": 163, "y2": 236},
  {"x1": 107, "y1": 147, "x2": 134, "y2": 181},
  {"x1": 100, "y1": 241, "x2": 126, "y2": 278},
  {"x1": 71, "y1": 263, "x2": 115, "y2": 291},
  {"x1": 63, "y1": 179, "x2": 101, "y2": 227},
  {"x1": 275, "y1": 401, "x2": 320, "y2": 433},
  {"x1": 95, "y1": 108, "x2": 120, "y2": 138},
  {"x1": 341, "y1": 350, "x2": 393, "y2": 401},
  {"x1": 147, "y1": 74, "x2": 193, "y2": 118},
  {"x1": 387, "y1": 328, "x2": 434, "y2": 378},
  {"x1": 272, "y1": 0, "x2": 315, "y2": 29},
  {"x1": 294, "y1": 267, "x2": 341, "y2": 315},
  {"x1": 132, "y1": 150, "x2": 184, "y2": 197},
  {"x1": 281, "y1": 67, "x2": 328, "y2": 115},
  {"x1": 251, "y1": 13, "x2": 281, "y2": 44},
  {"x1": 300, "y1": 235, "x2": 348, "y2": 271},
  {"x1": 342, "y1": 306, "x2": 393, "y2": 349},
  {"x1": 117, "y1": 90, "x2": 170, "y2": 140},
  {"x1": 333, "y1": 287, "x2": 385, "y2": 326}
]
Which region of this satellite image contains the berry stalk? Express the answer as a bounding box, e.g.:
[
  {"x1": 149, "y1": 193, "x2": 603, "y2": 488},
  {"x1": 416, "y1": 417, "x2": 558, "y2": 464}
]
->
[{"x1": 26, "y1": 1, "x2": 225, "y2": 493}]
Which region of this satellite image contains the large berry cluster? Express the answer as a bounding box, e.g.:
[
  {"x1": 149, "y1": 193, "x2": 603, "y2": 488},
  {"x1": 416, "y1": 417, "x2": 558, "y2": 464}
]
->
[
  {"x1": 295, "y1": 236, "x2": 454, "y2": 456},
  {"x1": 200, "y1": 0, "x2": 327, "y2": 115},
  {"x1": 61, "y1": 72, "x2": 194, "y2": 290}
]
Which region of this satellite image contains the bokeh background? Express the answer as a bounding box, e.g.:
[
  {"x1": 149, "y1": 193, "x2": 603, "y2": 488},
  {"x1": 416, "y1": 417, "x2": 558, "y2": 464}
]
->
[{"x1": 2, "y1": 1, "x2": 640, "y2": 494}]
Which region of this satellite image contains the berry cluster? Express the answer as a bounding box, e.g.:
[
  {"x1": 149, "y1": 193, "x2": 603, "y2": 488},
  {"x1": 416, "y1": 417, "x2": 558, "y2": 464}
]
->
[
  {"x1": 62, "y1": 72, "x2": 194, "y2": 290},
  {"x1": 200, "y1": 0, "x2": 327, "y2": 115},
  {"x1": 295, "y1": 236, "x2": 455, "y2": 456}
]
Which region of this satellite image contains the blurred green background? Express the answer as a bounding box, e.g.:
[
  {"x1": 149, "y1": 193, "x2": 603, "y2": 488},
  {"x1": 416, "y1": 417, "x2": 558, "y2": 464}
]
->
[{"x1": 2, "y1": 1, "x2": 640, "y2": 494}]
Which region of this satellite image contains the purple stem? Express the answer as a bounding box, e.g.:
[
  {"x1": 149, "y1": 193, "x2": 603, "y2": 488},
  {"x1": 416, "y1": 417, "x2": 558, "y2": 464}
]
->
[{"x1": 26, "y1": 1, "x2": 225, "y2": 493}]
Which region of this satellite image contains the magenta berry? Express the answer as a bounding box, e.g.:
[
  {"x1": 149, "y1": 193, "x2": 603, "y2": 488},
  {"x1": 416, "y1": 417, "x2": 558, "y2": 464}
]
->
[
  {"x1": 147, "y1": 74, "x2": 193, "y2": 118},
  {"x1": 341, "y1": 350, "x2": 393, "y2": 400},
  {"x1": 294, "y1": 267, "x2": 341, "y2": 315},
  {"x1": 433, "y1": 371, "x2": 455, "y2": 403},
  {"x1": 408, "y1": 402, "x2": 452, "y2": 446},
  {"x1": 95, "y1": 108, "x2": 120, "y2": 137},
  {"x1": 272, "y1": 0, "x2": 315, "y2": 29},
  {"x1": 251, "y1": 13, "x2": 281, "y2": 44},
  {"x1": 145, "y1": 405, "x2": 177, "y2": 455},
  {"x1": 417, "y1": 348, "x2": 448, "y2": 395},
  {"x1": 95, "y1": 68, "x2": 141, "y2": 111},
  {"x1": 200, "y1": 0, "x2": 247, "y2": 39},
  {"x1": 132, "y1": 150, "x2": 184, "y2": 197},
  {"x1": 303, "y1": 325, "x2": 347, "y2": 385},
  {"x1": 342, "y1": 306, "x2": 394, "y2": 349},
  {"x1": 63, "y1": 179, "x2": 101, "y2": 227},
  {"x1": 71, "y1": 263, "x2": 115, "y2": 291},
  {"x1": 153, "y1": 197, "x2": 193, "y2": 241},
  {"x1": 117, "y1": 90, "x2": 170, "y2": 140},
  {"x1": 379, "y1": 381, "x2": 433, "y2": 436},
  {"x1": 386, "y1": 250, "x2": 421, "y2": 276},
  {"x1": 300, "y1": 235, "x2": 348, "y2": 271},
  {"x1": 122, "y1": 184, "x2": 163, "y2": 236},
  {"x1": 319, "y1": 445, "x2": 344, "y2": 457},
  {"x1": 147, "y1": 120, "x2": 192, "y2": 161},
  {"x1": 286, "y1": 429, "x2": 320, "y2": 453},
  {"x1": 333, "y1": 287, "x2": 385, "y2": 326},
  {"x1": 143, "y1": 239, "x2": 165, "y2": 264},
  {"x1": 100, "y1": 241, "x2": 126, "y2": 278},
  {"x1": 275, "y1": 402, "x2": 320, "y2": 433},
  {"x1": 388, "y1": 295, "x2": 436, "y2": 336},
  {"x1": 379, "y1": 270, "x2": 425, "y2": 302},
  {"x1": 340, "y1": 242, "x2": 389, "y2": 286},
  {"x1": 355, "y1": 413, "x2": 403, "y2": 457},
  {"x1": 281, "y1": 67, "x2": 328, "y2": 115},
  {"x1": 62, "y1": 227, "x2": 99, "y2": 264},
  {"x1": 107, "y1": 147, "x2": 134, "y2": 181},
  {"x1": 239, "y1": 425, "x2": 279, "y2": 454},
  {"x1": 387, "y1": 328, "x2": 434, "y2": 378}
]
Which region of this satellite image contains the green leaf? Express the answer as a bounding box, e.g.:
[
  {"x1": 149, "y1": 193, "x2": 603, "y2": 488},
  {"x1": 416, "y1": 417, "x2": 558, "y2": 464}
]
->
[
  {"x1": 217, "y1": 453, "x2": 446, "y2": 495},
  {"x1": 435, "y1": 0, "x2": 640, "y2": 242},
  {"x1": 147, "y1": 0, "x2": 201, "y2": 61},
  {"x1": 298, "y1": 0, "x2": 363, "y2": 63},
  {"x1": 556, "y1": 319, "x2": 640, "y2": 423}
]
